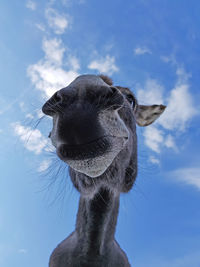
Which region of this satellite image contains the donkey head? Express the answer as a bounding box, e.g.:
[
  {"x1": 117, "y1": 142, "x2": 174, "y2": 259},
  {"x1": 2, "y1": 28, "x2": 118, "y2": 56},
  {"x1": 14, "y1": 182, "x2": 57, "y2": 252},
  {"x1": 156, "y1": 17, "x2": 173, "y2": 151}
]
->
[{"x1": 42, "y1": 75, "x2": 166, "y2": 196}]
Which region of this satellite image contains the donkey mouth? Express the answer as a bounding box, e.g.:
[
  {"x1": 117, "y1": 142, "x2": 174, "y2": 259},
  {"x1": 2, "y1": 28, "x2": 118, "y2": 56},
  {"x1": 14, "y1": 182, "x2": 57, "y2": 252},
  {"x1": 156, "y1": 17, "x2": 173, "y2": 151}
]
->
[
  {"x1": 56, "y1": 135, "x2": 128, "y2": 177},
  {"x1": 56, "y1": 136, "x2": 110, "y2": 161}
]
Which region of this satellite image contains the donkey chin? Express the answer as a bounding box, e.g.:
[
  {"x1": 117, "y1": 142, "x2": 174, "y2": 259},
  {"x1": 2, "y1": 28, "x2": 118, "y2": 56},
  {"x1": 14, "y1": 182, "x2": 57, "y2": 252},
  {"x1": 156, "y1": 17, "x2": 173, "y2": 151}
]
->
[{"x1": 57, "y1": 135, "x2": 129, "y2": 178}]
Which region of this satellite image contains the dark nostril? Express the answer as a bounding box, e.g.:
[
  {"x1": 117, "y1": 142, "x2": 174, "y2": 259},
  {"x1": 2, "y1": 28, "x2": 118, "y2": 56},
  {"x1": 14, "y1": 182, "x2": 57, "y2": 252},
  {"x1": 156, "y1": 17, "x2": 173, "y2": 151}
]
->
[
  {"x1": 42, "y1": 91, "x2": 64, "y2": 116},
  {"x1": 54, "y1": 91, "x2": 63, "y2": 103},
  {"x1": 105, "y1": 86, "x2": 118, "y2": 98},
  {"x1": 104, "y1": 86, "x2": 124, "y2": 110},
  {"x1": 110, "y1": 86, "x2": 118, "y2": 94}
]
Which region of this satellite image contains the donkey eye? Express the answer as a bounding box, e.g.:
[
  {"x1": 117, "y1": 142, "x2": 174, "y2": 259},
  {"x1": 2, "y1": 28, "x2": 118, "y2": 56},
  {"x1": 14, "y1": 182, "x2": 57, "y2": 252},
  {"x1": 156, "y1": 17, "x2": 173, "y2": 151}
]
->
[{"x1": 126, "y1": 94, "x2": 135, "y2": 108}]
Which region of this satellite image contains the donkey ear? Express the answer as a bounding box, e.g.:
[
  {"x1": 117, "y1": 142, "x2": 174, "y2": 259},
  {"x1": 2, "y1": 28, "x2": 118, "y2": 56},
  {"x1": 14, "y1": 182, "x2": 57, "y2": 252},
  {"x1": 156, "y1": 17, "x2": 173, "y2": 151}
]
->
[{"x1": 135, "y1": 104, "x2": 166, "y2": 127}]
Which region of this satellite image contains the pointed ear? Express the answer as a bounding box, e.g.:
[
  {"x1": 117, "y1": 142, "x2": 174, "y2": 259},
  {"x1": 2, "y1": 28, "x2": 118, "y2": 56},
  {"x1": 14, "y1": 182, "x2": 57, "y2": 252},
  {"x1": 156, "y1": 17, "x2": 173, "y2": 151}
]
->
[{"x1": 135, "y1": 104, "x2": 166, "y2": 126}]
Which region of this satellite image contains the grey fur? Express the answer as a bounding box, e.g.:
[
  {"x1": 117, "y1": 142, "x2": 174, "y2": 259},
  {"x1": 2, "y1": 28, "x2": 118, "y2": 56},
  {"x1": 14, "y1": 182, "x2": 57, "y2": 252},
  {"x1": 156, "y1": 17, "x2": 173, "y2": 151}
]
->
[{"x1": 42, "y1": 74, "x2": 166, "y2": 267}]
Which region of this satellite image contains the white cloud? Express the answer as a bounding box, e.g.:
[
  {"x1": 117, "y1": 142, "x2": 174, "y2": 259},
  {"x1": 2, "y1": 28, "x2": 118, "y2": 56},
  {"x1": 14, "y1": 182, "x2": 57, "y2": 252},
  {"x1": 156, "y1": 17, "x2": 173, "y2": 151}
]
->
[
  {"x1": 12, "y1": 122, "x2": 48, "y2": 154},
  {"x1": 28, "y1": 62, "x2": 78, "y2": 98},
  {"x1": 45, "y1": 8, "x2": 69, "y2": 35},
  {"x1": 35, "y1": 23, "x2": 46, "y2": 32},
  {"x1": 68, "y1": 56, "x2": 80, "y2": 71},
  {"x1": 88, "y1": 55, "x2": 119, "y2": 75},
  {"x1": 170, "y1": 167, "x2": 200, "y2": 190},
  {"x1": 25, "y1": 113, "x2": 34, "y2": 119},
  {"x1": 160, "y1": 55, "x2": 172, "y2": 63},
  {"x1": 134, "y1": 46, "x2": 151, "y2": 55},
  {"x1": 143, "y1": 125, "x2": 164, "y2": 153},
  {"x1": 42, "y1": 38, "x2": 65, "y2": 65},
  {"x1": 160, "y1": 54, "x2": 176, "y2": 64},
  {"x1": 38, "y1": 159, "x2": 52, "y2": 172},
  {"x1": 164, "y1": 134, "x2": 177, "y2": 151},
  {"x1": 137, "y1": 67, "x2": 198, "y2": 154},
  {"x1": 137, "y1": 79, "x2": 164, "y2": 105},
  {"x1": 27, "y1": 38, "x2": 79, "y2": 98},
  {"x1": 149, "y1": 156, "x2": 160, "y2": 164},
  {"x1": 159, "y1": 68, "x2": 197, "y2": 131},
  {"x1": 36, "y1": 109, "x2": 44, "y2": 118},
  {"x1": 26, "y1": 0, "x2": 36, "y2": 10},
  {"x1": 143, "y1": 128, "x2": 177, "y2": 154}
]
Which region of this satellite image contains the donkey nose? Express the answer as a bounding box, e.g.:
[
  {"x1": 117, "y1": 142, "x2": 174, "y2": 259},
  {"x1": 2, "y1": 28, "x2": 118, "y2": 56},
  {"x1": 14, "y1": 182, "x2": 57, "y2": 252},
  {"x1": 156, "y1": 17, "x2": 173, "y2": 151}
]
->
[{"x1": 58, "y1": 104, "x2": 104, "y2": 145}]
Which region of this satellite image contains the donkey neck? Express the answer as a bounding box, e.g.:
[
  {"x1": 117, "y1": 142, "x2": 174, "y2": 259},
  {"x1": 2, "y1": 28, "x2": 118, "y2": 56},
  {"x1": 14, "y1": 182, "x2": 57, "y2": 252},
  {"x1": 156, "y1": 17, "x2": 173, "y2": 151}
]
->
[{"x1": 75, "y1": 187, "x2": 120, "y2": 255}]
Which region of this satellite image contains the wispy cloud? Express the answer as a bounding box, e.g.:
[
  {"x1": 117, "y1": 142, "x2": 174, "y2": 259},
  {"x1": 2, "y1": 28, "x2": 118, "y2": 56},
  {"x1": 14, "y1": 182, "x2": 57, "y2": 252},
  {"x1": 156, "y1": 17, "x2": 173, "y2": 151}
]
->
[
  {"x1": 149, "y1": 156, "x2": 160, "y2": 164},
  {"x1": 137, "y1": 79, "x2": 164, "y2": 104},
  {"x1": 18, "y1": 248, "x2": 28, "y2": 254},
  {"x1": 0, "y1": 93, "x2": 26, "y2": 115},
  {"x1": 12, "y1": 122, "x2": 48, "y2": 154},
  {"x1": 160, "y1": 54, "x2": 176, "y2": 64},
  {"x1": 143, "y1": 125, "x2": 164, "y2": 153},
  {"x1": 45, "y1": 8, "x2": 69, "y2": 35},
  {"x1": 35, "y1": 23, "x2": 46, "y2": 32},
  {"x1": 88, "y1": 55, "x2": 119, "y2": 75},
  {"x1": 26, "y1": 0, "x2": 36, "y2": 11},
  {"x1": 134, "y1": 46, "x2": 152, "y2": 55},
  {"x1": 164, "y1": 134, "x2": 177, "y2": 151},
  {"x1": 38, "y1": 159, "x2": 52, "y2": 172},
  {"x1": 27, "y1": 38, "x2": 79, "y2": 98},
  {"x1": 25, "y1": 113, "x2": 34, "y2": 119},
  {"x1": 19, "y1": 102, "x2": 25, "y2": 112},
  {"x1": 42, "y1": 38, "x2": 65, "y2": 65},
  {"x1": 68, "y1": 56, "x2": 80, "y2": 71},
  {"x1": 170, "y1": 167, "x2": 200, "y2": 190},
  {"x1": 137, "y1": 67, "x2": 198, "y2": 155},
  {"x1": 159, "y1": 68, "x2": 197, "y2": 131}
]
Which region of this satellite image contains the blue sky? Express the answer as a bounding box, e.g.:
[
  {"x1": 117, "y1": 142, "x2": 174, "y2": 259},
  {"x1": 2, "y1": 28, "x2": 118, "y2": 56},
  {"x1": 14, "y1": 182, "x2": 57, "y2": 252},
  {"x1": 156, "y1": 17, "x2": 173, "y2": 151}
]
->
[{"x1": 1, "y1": 0, "x2": 200, "y2": 266}]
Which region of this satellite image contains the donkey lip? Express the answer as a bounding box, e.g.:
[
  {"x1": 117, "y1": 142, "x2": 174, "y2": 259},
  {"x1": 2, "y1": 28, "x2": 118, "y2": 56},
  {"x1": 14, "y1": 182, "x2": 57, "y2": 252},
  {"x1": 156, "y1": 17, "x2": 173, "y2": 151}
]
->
[
  {"x1": 61, "y1": 135, "x2": 129, "y2": 177},
  {"x1": 56, "y1": 136, "x2": 111, "y2": 161},
  {"x1": 56, "y1": 135, "x2": 128, "y2": 162}
]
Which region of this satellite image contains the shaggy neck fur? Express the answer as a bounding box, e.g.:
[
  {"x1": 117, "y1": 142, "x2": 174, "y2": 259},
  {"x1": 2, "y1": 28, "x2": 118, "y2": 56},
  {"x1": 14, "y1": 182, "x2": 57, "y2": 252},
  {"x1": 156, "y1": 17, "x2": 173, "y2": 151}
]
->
[{"x1": 75, "y1": 187, "x2": 119, "y2": 256}]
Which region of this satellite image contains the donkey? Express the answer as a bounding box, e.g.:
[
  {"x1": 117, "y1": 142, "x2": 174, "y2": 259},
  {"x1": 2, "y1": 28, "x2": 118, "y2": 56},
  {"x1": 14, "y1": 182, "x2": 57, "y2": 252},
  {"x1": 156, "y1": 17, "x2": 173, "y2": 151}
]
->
[{"x1": 42, "y1": 74, "x2": 166, "y2": 267}]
